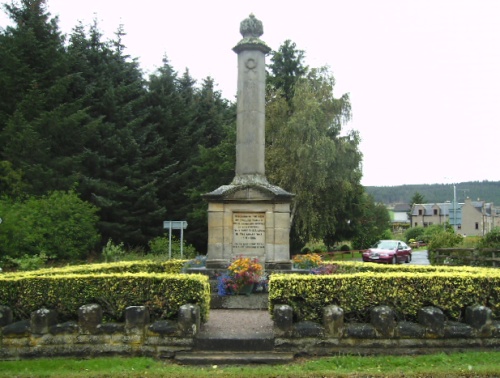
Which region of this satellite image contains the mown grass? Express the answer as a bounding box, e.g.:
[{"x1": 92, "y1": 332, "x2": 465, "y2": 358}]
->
[{"x1": 0, "y1": 352, "x2": 499, "y2": 377}]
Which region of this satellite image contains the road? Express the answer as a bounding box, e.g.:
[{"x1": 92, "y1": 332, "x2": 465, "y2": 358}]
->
[{"x1": 410, "y1": 250, "x2": 430, "y2": 265}]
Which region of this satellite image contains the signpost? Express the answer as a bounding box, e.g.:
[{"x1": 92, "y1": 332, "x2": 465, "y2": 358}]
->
[{"x1": 163, "y1": 221, "x2": 188, "y2": 259}]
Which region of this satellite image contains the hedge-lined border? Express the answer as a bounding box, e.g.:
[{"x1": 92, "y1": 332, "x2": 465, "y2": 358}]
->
[
  {"x1": 330, "y1": 261, "x2": 499, "y2": 275},
  {"x1": 1, "y1": 260, "x2": 186, "y2": 278},
  {"x1": 0, "y1": 272, "x2": 210, "y2": 323},
  {"x1": 269, "y1": 270, "x2": 500, "y2": 323}
]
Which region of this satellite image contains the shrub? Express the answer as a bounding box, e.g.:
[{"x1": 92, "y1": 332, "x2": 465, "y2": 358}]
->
[
  {"x1": 101, "y1": 239, "x2": 126, "y2": 263},
  {"x1": 405, "y1": 226, "x2": 425, "y2": 243},
  {"x1": 148, "y1": 235, "x2": 197, "y2": 259},
  {"x1": 3, "y1": 253, "x2": 48, "y2": 271},
  {"x1": 340, "y1": 244, "x2": 350, "y2": 251},
  {"x1": 478, "y1": 227, "x2": 500, "y2": 248},
  {"x1": 0, "y1": 191, "x2": 100, "y2": 262}
]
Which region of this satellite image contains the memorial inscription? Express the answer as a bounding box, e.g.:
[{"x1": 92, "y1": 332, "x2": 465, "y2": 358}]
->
[{"x1": 233, "y1": 212, "x2": 265, "y2": 252}]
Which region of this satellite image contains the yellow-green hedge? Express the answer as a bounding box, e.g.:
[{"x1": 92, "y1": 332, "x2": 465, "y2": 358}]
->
[
  {"x1": 2, "y1": 260, "x2": 186, "y2": 278},
  {"x1": 330, "y1": 261, "x2": 499, "y2": 275},
  {"x1": 0, "y1": 272, "x2": 210, "y2": 323},
  {"x1": 269, "y1": 268, "x2": 500, "y2": 323}
]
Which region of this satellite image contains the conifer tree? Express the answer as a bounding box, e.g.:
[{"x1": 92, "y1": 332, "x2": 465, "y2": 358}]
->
[{"x1": 0, "y1": 0, "x2": 94, "y2": 195}]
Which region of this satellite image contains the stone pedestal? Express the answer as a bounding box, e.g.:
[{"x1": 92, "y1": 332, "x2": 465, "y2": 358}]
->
[{"x1": 204, "y1": 184, "x2": 293, "y2": 270}]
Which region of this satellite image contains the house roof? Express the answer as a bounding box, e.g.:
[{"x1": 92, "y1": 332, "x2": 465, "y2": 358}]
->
[
  {"x1": 411, "y1": 202, "x2": 463, "y2": 216},
  {"x1": 393, "y1": 203, "x2": 411, "y2": 212}
]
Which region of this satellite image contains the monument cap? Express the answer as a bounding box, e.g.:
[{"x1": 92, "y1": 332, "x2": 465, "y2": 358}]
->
[{"x1": 233, "y1": 14, "x2": 271, "y2": 54}]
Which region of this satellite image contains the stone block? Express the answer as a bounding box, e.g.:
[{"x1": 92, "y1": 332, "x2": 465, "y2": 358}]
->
[
  {"x1": 397, "y1": 321, "x2": 425, "y2": 338},
  {"x1": 274, "y1": 203, "x2": 291, "y2": 213},
  {"x1": 207, "y1": 226, "x2": 224, "y2": 244},
  {"x1": 294, "y1": 321, "x2": 324, "y2": 338},
  {"x1": 323, "y1": 305, "x2": 344, "y2": 337},
  {"x1": 98, "y1": 322, "x2": 125, "y2": 334},
  {"x1": 0, "y1": 305, "x2": 13, "y2": 327},
  {"x1": 273, "y1": 212, "x2": 291, "y2": 229},
  {"x1": 444, "y1": 321, "x2": 475, "y2": 338},
  {"x1": 345, "y1": 323, "x2": 377, "y2": 338},
  {"x1": 50, "y1": 321, "x2": 79, "y2": 335},
  {"x1": 418, "y1": 306, "x2": 444, "y2": 337},
  {"x1": 208, "y1": 212, "x2": 223, "y2": 228},
  {"x1": 265, "y1": 212, "x2": 275, "y2": 228},
  {"x1": 492, "y1": 321, "x2": 500, "y2": 338},
  {"x1": 2, "y1": 319, "x2": 31, "y2": 337},
  {"x1": 125, "y1": 306, "x2": 150, "y2": 329},
  {"x1": 31, "y1": 308, "x2": 58, "y2": 334},
  {"x1": 78, "y1": 304, "x2": 102, "y2": 334},
  {"x1": 465, "y1": 305, "x2": 492, "y2": 335},
  {"x1": 178, "y1": 304, "x2": 200, "y2": 337},
  {"x1": 370, "y1": 305, "x2": 396, "y2": 337},
  {"x1": 207, "y1": 202, "x2": 224, "y2": 212},
  {"x1": 274, "y1": 304, "x2": 294, "y2": 337},
  {"x1": 148, "y1": 320, "x2": 179, "y2": 336},
  {"x1": 273, "y1": 228, "x2": 290, "y2": 246}
]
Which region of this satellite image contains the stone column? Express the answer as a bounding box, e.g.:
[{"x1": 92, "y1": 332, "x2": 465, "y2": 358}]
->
[{"x1": 232, "y1": 14, "x2": 270, "y2": 186}]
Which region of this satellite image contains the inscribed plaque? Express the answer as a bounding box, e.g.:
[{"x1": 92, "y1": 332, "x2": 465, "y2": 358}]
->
[{"x1": 233, "y1": 212, "x2": 265, "y2": 252}]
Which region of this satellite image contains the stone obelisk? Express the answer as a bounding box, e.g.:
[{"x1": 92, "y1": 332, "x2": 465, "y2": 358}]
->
[{"x1": 204, "y1": 14, "x2": 293, "y2": 271}]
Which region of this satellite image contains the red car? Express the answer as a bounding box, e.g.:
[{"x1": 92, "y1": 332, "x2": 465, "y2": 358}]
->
[{"x1": 362, "y1": 240, "x2": 412, "y2": 264}]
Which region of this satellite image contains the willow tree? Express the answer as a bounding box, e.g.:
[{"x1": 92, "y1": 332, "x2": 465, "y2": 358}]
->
[{"x1": 266, "y1": 66, "x2": 363, "y2": 248}]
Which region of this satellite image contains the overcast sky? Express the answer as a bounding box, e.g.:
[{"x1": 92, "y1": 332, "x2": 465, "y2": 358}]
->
[{"x1": 2, "y1": 0, "x2": 499, "y2": 187}]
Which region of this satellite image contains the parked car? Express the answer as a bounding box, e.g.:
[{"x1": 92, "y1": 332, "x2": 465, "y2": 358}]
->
[{"x1": 362, "y1": 240, "x2": 412, "y2": 264}]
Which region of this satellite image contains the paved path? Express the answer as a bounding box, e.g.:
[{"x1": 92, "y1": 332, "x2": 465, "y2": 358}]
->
[{"x1": 410, "y1": 250, "x2": 430, "y2": 265}]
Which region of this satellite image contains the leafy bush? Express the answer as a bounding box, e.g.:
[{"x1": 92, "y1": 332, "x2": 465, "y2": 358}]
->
[
  {"x1": 428, "y1": 231, "x2": 463, "y2": 250},
  {"x1": 101, "y1": 239, "x2": 126, "y2": 262},
  {"x1": 0, "y1": 191, "x2": 100, "y2": 262},
  {"x1": 405, "y1": 226, "x2": 425, "y2": 243},
  {"x1": 3, "y1": 253, "x2": 48, "y2": 271},
  {"x1": 478, "y1": 227, "x2": 500, "y2": 248},
  {"x1": 340, "y1": 244, "x2": 350, "y2": 251},
  {"x1": 148, "y1": 235, "x2": 197, "y2": 259}
]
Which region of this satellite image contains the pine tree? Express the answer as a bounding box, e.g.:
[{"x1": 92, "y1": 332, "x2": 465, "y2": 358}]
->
[
  {"x1": 67, "y1": 22, "x2": 165, "y2": 246},
  {"x1": 0, "y1": 0, "x2": 94, "y2": 194}
]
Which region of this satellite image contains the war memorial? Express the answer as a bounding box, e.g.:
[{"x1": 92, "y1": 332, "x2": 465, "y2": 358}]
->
[{"x1": 0, "y1": 15, "x2": 498, "y2": 366}]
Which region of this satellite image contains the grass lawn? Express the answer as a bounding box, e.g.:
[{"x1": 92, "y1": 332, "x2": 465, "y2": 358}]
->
[
  {"x1": 323, "y1": 251, "x2": 363, "y2": 261},
  {"x1": 0, "y1": 352, "x2": 499, "y2": 377}
]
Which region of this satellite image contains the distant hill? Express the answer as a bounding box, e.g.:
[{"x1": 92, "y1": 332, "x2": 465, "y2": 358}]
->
[{"x1": 365, "y1": 181, "x2": 500, "y2": 205}]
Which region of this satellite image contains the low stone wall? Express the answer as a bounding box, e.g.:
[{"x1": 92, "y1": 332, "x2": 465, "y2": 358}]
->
[
  {"x1": 273, "y1": 304, "x2": 500, "y2": 355},
  {"x1": 0, "y1": 304, "x2": 200, "y2": 359},
  {"x1": 1, "y1": 303, "x2": 499, "y2": 360}
]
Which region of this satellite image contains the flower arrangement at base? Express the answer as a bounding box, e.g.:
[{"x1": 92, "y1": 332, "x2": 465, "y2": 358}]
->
[
  {"x1": 218, "y1": 256, "x2": 263, "y2": 296},
  {"x1": 292, "y1": 253, "x2": 322, "y2": 270}
]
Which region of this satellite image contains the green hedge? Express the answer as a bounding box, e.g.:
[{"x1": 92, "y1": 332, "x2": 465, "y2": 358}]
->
[
  {"x1": 269, "y1": 268, "x2": 500, "y2": 323},
  {"x1": 0, "y1": 272, "x2": 210, "y2": 323}
]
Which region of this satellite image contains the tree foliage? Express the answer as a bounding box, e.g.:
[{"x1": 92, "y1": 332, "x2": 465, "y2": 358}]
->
[
  {"x1": 0, "y1": 4, "x2": 369, "y2": 259},
  {"x1": 0, "y1": 190, "x2": 100, "y2": 260},
  {"x1": 350, "y1": 194, "x2": 391, "y2": 250},
  {"x1": 267, "y1": 39, "x2": 307, "y2": 105},
  {"x1": 266, "y1": 43, "x2": 364, "y2": 250}
]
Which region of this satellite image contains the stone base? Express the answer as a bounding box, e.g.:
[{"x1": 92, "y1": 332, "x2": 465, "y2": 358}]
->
[
  {"x1": 265, "y1": 261, "x2": 292, "y2": 271},
  {"x1": 205, "y1": 260, "x2": 230, "y2": 271}
]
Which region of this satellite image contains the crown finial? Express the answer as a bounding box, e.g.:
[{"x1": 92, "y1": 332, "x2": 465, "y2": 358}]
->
[{"x1": 240, "y1": 14, "x2": 264, "y2": 38}]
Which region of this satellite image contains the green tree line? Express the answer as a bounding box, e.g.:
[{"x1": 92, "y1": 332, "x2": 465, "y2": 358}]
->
[
  {"x1": 366, "y1": 181, "x2": 500, "y2": 205},
  {"x1": 0, "y1": 1, "x2": 388, "y2": 262}
]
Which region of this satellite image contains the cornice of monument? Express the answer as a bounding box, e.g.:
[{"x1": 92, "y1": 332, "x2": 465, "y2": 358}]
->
[
  {"x1": 233, "y1": 14, "x2": 271, "y2": 54},
  {"x1": 204, "y1": 182, "x2": 294, "y2": 201}
]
